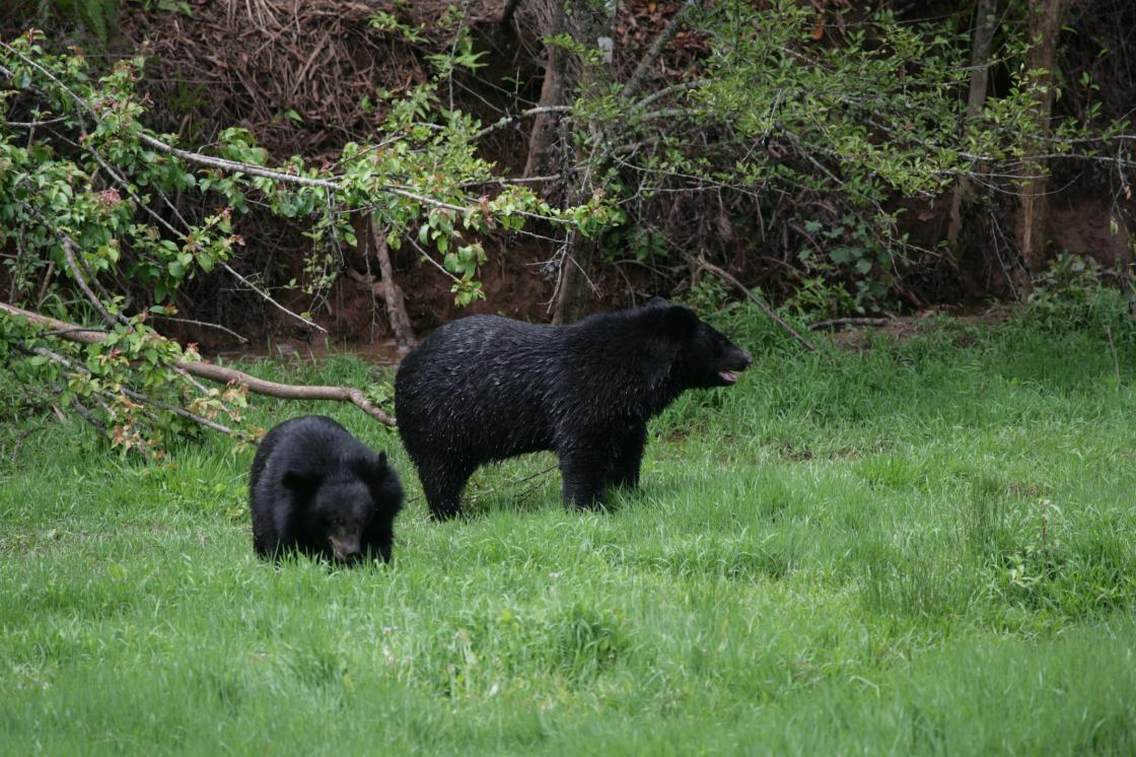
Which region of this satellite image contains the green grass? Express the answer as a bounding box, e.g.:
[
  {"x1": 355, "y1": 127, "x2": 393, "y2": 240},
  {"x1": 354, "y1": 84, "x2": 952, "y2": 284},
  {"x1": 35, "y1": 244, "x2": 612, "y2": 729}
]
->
[{"x1": 2, "y1": 306, "x2": 1136, "y2": 754}]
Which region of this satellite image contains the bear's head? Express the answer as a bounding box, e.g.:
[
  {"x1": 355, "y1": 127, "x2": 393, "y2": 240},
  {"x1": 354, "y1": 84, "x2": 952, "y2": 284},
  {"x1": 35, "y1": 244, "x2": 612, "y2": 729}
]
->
[
  {"x1": 646, "y1": 297, "x2": 752, "y2": 388},
  {"x1": 283, "y1": 452, "x2": 402, "y2": 563}
]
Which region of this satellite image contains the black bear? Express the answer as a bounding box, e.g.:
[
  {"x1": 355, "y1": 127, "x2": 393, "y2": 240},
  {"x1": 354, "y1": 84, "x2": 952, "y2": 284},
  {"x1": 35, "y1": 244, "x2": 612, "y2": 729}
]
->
[
  {"x1": 249, "y1": 415, "x2": 404, "y2": 564},
  {"x1": 394, "y1": 297, "x2": 751, "y2": 519}
]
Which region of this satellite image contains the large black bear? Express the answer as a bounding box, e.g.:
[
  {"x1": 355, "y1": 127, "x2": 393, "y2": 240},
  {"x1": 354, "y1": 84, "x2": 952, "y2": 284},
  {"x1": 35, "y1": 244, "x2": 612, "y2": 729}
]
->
[
  {"x1": 249, "y1": 415, "x2": 404, "y2": 564},
  {"x1": 395, "y1": 298, "x2": 751, "y2": 519}
]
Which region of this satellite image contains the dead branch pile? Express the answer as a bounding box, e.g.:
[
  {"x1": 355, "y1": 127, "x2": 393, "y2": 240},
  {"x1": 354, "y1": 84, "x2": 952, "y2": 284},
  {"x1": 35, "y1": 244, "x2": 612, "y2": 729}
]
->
[{"x1": 120, "y1": 0, "x2": 456, "y2": 158}]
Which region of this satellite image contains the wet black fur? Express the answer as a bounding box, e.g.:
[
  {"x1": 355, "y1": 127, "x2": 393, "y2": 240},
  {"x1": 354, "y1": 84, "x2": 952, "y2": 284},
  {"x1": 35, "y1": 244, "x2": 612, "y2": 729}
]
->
[
  {"x1": 394, "y1": 298, "x2": 752, "y2": 519},
  {"x1": 249, "y1": 415, "x2": 404, "y2": 564}
]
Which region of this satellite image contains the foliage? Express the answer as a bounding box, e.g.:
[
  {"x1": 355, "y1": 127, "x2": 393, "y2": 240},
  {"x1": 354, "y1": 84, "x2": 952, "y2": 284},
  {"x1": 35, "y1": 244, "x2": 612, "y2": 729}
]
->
[
  {"x1": 565, "y1": 1, "x2": 1100, "y2": 314},
  {"x1": 0, "y1": 30, "x2": 618, "y2": 451},
  {"x1": 0, "y1": 308, "x2": 249, "y2": 455},
  {"x1": 1021, "y1": 253, "x2": 1136, "y2": 343},
  {"x1": 29, "y1": 0, "x2": 120, "y2": 43}
]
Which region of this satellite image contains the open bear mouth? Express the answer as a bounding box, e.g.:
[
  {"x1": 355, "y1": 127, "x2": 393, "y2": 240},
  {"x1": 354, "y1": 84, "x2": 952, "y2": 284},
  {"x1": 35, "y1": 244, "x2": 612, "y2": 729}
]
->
[{"x1": 718, "y1": 370, "x2": 739, "y2": 384}]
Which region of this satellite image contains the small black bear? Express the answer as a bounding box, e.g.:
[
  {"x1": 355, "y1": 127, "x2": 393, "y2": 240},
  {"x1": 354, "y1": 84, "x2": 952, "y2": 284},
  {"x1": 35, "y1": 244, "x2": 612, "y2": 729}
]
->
[
  {"x1": 249, "y1": 415, "x2": 403, "y2": 564},
  {"x1": 394, "y1": 297, "x2": 751, "y2": 519}
]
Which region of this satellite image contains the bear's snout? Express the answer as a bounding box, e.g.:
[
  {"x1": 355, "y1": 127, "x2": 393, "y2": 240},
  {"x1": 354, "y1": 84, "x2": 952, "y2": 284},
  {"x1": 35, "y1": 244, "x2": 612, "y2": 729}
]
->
[
  {"x1": 716, "y1": 348, "x2": 752, "y2": 386},
  {"x1": 329, "y1": 535, "x2": 362, "y2": 562},
  {"x1": 723, "y1": 348, "x2": 752, "y2": 372}
]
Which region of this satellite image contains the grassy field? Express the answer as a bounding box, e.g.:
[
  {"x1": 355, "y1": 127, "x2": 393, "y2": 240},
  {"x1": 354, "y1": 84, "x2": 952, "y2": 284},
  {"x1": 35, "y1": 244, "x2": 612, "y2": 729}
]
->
[{"x1": 2, "y1": 302, "x2": 1135, "y2": 754}]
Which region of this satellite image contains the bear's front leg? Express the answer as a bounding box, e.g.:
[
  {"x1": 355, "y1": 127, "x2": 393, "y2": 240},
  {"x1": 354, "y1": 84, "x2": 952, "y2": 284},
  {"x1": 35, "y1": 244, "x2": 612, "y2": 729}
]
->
[
  {"x1": 607, "y1": 424, "x2": 647, "y2": 490},
  {"x1": 254, "y1": 505, "x2": 298, "y2": 560},
  {"x1": 557, "y1": 437, "x2": 609, "y2": 509},
  {"x1": 362, "y1": 522, "x2": 394, "y2": 563}
]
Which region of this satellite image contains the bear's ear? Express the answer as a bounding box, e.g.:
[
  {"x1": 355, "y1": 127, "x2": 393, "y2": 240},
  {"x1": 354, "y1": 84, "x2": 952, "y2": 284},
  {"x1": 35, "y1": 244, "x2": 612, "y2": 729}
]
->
[
  {"x1": 644, "y1": 296, "x2": 670, "y2": 309},
  {"x1": 282, "y1": 470, "x2": 321, "y2": 494},
  {"x1": 350, "y1": 453, "x2": 390, "y2": 484},
  {"x1": 370, "y1": 452, "x2": 391, "y2": 482},
  {"x1": 661, "y1": 305, "x2": 699, "y2": 341}
]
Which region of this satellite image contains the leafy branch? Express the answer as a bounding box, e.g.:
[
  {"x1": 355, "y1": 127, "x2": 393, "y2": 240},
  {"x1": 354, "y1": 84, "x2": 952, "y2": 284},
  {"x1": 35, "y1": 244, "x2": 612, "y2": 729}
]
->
[{"x1": 0, "y1": 29, "x2": 621, "y2": 449}]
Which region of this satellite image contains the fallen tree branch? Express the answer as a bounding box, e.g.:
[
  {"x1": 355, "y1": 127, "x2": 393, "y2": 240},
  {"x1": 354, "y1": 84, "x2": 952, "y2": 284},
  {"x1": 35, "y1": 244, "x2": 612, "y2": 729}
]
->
[
  {"x1": 0, "y1": 302, "x2": 397, "y2": 427},
  {"x1": 137, "y1": 133, "x2": 340, "y2": 191},
  {"x1": 809, "y1": 317, "x2": 894, "y2": 331},
  {"x1": 139, "y1": 134, "x2": 480, "y2": 216},
  {"x1": 28, "y1": 345, "x2": 236, "y2": 435},
  {"x1": 57, "y1": 232, "x2": 122, "y2": 328},
  {"x1": 2, "y1": 40, "x2": 543, "y2": 222},
  {"x1": 695, "y1": 258, "x2": 817, "y2": 352},
  {"x1": 174, "y1": 361, "x2": 395, "y2": 427}
]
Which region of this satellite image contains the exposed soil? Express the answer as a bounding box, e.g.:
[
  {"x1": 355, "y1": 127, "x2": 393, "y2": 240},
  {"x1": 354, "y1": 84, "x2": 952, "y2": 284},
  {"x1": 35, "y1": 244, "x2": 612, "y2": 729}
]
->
[
  {"x1": 826, "y1": 304, "x2": 1016, "y2": 351},
  {"x1": 1048, "y1": 194, "x2": 1132, "y2": 270}
]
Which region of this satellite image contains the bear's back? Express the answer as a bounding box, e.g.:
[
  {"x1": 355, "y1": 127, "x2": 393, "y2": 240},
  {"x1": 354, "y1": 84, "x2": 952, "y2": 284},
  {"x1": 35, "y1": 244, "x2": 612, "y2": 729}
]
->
[
  {"x1": 394, "y1": 315, "x2": 573, "y2": 459},
  {"x1": 397, "y1": 316, "x2": 565, "y2": 400},
  {"x1": 250, "y1": 416, "x2": 366, "y2": 504}
]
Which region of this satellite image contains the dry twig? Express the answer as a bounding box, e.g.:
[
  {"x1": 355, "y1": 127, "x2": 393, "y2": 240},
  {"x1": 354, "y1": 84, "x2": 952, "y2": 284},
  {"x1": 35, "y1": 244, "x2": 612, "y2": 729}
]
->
[{"x1": 809, "y1": 317, "x2": 893, "y2": 331}]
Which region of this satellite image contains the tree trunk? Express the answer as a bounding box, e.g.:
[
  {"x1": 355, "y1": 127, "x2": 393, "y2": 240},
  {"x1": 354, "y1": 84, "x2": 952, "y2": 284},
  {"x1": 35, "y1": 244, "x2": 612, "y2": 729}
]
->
[
  {"x1": 945, "y1": 0, "x2": 998, "y2": 284},
  {"x1": 348, "y1": 215, "x2": 416, "y2": 351},
  {"x1": 369, "y1": 218, "x2": 416, "y2": 352},
  {"x1": 547, "y1": 1, "x2": 697, "y2": 323},
  {"x1": 522, "y1": 0, "x2": 615, "y2": 323},
  {"x1": 1016, "y1": 0, "x2": 1070, "y2": 292},
  {"x1": 553, "y1": 231, "x2": 597, "y2": 325},
  {"x1": 522, "y1": 3, "x2": 568, "y2": 181}
]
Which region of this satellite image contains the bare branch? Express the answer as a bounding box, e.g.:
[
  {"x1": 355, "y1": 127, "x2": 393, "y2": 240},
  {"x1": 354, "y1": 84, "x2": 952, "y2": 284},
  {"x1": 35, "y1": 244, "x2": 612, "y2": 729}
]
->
[
  {"x1": 6, "y1": 116, "x2": 68, "y2": 128},
  {"x1": 148, "y1": 314, "x2": 250, "y2": 344},
  {"x1": 809, "y1": 317, "x2": 893, "y2": 331},
  {"x1": 458, "y1": 175, "x2": 561, "y2": 188},
  {"x1": 473, "y1": 105, "x2": 573, "y2": 141},
  {"x1": 218, "y1": 262, "x2": 326, "y2": 334}
]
